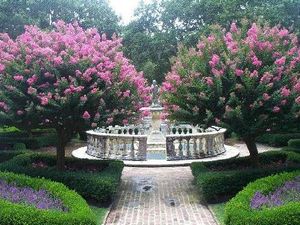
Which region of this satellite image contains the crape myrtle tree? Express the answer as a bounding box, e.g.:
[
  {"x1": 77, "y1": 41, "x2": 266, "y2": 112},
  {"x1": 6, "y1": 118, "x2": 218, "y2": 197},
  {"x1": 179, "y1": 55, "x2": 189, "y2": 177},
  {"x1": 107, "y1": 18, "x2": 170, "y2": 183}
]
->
[
  {"x1": 162, "y1": 22, "x2": 300, "y2": 162},
  {"x1": 0, "y1": 21, "x2": 150, "y2": 170}
]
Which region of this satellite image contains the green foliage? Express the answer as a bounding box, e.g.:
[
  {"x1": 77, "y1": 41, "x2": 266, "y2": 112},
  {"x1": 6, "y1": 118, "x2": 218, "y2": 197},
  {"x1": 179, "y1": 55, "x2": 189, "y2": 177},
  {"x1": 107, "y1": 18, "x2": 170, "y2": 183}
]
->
[
  {"x1": 12, "y1": 143, "x2": 26, "y2": 150},
  {"x1": 0, "y1": 151, "x2": 28, "y2": 163},
  {"x1": 224, "y1": 171, "x2": 300, "y2": 225},
  {"x1": 0, "y1": 0, "x2": 119, "y2": 38},
  {"x1": 288, "y1": 139, "x2": 300, "y2": 149},
  {"x1": 0, "y1": 132, "x2": 58, "y2": 150},
  {"x1": 191, "y1": 151, "x2": 300, "y2": 203},
  {"x1": 0, "y1": 153, "x2": 124, "y2": 203},
  {"x1": 0, "y1": 171, "x2": 96, "y2": 225},
  {"x1": 256, "y1": 133, "x2": 300, "y2": 147}
]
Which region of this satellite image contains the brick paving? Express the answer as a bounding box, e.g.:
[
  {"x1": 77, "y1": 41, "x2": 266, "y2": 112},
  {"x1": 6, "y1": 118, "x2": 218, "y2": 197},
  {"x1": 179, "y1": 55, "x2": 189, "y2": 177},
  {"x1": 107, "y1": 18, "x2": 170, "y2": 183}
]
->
[
  {"x1": 104, "y1": 143, "x2": 280, "y2": 225},
  {"x1": 105, "y1": 167, "x2": 217, "y2": 225}
]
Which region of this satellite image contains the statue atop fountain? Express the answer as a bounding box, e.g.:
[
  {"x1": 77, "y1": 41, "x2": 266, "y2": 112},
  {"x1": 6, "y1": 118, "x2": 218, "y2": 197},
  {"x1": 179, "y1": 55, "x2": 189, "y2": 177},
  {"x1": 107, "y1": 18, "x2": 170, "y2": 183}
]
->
[{"x1": 151, "y1": 80, "x2": 161, "y2": 107}]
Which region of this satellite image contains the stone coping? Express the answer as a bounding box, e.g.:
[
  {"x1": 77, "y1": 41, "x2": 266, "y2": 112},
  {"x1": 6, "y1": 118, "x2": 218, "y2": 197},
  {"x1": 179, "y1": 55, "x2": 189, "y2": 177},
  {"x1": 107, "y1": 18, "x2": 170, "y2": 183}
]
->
[{"x1": 72, "y1": 145, "x2": 239, "y2": 167}]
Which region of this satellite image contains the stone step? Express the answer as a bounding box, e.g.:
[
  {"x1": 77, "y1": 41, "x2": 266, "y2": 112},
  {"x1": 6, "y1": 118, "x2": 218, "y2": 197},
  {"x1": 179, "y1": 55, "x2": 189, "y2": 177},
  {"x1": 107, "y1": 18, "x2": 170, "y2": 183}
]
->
[{"x1": 147, "y1": 147, "x2": 166, "y2": 152}]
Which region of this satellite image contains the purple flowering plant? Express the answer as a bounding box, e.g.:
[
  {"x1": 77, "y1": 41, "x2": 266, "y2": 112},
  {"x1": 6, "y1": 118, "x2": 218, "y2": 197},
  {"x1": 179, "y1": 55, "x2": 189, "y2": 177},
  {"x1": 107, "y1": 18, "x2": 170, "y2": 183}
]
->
[
  {"x1": 0, "y1": 179, "x2": 67, "y2": 211},
  {"x1": 250, "y1": 176, "x2": 300, "y2": 209}
]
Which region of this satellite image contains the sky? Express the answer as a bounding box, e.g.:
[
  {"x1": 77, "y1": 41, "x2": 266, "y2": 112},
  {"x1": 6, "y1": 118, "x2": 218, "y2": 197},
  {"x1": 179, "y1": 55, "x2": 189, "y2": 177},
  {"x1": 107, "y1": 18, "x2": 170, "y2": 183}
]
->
[{"x1": 109, "y1": 0, "x2": 153, "y2": 24}]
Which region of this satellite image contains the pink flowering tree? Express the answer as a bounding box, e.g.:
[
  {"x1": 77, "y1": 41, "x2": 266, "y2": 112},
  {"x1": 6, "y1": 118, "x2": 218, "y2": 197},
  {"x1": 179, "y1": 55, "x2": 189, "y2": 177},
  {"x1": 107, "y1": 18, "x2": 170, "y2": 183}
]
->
[
  {"x1": 0, "y1": 21, "x2": 150, "y2": 170},
  {"x1": 162, "y1": 22, "x2": 300, "y2": 162}
]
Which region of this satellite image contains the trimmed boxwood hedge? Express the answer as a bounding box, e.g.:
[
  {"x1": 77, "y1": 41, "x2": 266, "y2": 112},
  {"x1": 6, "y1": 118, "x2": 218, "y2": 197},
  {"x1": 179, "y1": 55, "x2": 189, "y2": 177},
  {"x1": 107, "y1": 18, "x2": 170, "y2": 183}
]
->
[
  {"x1": 191, "y1": 151, "x2": 300, "y2": 203},
  {"x1": 0, "y1": 150, "x2": 28, "y2": 164},
  {"x1": 282, "y1": 139, "x2": 300, "y2": 154},
  {"x1": 224, "y1": 171, "x2": 300, "y2": 225},
  {"x1": 0, "y1": 153, "x2": 124, "y2": 203},
  {"x1": 256, "y1": 133, "x2": 300, "y2": 147},
  {"x1": 0, "y1": 171, "x2": 96, "y2": 225}
]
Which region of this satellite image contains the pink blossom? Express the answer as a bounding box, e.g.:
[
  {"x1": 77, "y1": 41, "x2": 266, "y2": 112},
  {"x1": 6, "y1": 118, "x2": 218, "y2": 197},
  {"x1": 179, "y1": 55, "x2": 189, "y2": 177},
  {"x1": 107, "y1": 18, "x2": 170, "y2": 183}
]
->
[
  {"x1": 40, "y1": 97, "x2": 49, "y2": 106},
  {"x1": 272, "y1": 106, "x2": 280, "y2": 113},
  {"x1": 205, "y1": 77, "x2": 214, "y2": 86},
  {"x1": 26, "y1": 75, "x2": 38, "y2": 85},
  {"x1": 252, "y1": 56, "x2": 262, "y2": 67},
  {"x1": 278, "y1": 29, "x2": 289, "y2": 38},
  {"x1": 17, "y1": 110, "x2": 24, "y2": 115},
  {"x1": 275, "y1": 57, "x2": 286, "y2": 66},
  {"x1": 91, "y1": 123, "x2": 97, "y2": 128},
  {"x1": 122, "y1": 119, "x2": 129, "y2": 125},
  {"x1": 295, "y1": 96, "x2": 300, "y2": 104},
  {"x1": 250, "y1": 70, "x2": 259, "y2": 78},
  {"x1": 263, "y1": 93, "x2": 271, "y2": 101},
  {"x1": 207, "y1": 35, "x2": 215, "y2": 43},
  {"x1": 80, "y1": 95, "x2": 87, "y2": 102},
  {"x1": 13, "y1": 75, "x2": 24, "y2": 81},
  {"x1": 294, "y1": 82, "x2": 300, "y2": 92},
  {"x1": 281, "y1": 100, "x2": 287, "y2": 105},
  {"x1": 0, "y1": 64, "x2": 5, "y2": 73},
  {"x1": 82, "y1": 111, "x2": 91, "y2": 120},
  {"x1": 197, "y1": 42, "x2": 205, "y2": 49},
  {"x1": 106, "y1": 117, "x2": 113, "y2": 124},
  {"x1": 235, "y1": 69, "x2": 243, "y2": 76},
  {"x1": 281, "y1": 87, "x2": 290, "y2": 97},
  {"x1": 209, "y1": 54, "x2": 220, "y2": 68},
  {"x1": 27, "y1": 87, "x2": 37, "y2": 95},
  {"x1": 0, "y1": 102, "x2": 8, "y2": 111},
  {"x1": 230, "y1": 22, "x2": 238, "y2": 33},
  {"x1": 123, "y1": 90, "x2": 131, "y2": 97}
]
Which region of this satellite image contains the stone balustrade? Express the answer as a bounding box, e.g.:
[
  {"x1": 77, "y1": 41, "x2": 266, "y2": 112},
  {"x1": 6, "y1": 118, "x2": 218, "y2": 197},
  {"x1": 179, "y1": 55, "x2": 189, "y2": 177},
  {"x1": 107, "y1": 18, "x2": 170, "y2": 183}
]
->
[
  {"x1": 86, "y1": 126, "x2": 148, "y2": 161},
  {"x1": 166, "y1": 126, "x2": 226, "y2": 160}
]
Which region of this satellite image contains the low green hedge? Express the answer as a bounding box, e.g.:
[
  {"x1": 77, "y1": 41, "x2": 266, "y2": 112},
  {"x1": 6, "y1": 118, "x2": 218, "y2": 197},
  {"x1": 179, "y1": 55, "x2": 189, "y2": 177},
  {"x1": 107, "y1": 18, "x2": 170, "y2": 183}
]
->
[
  {"x1": 0, "y1": 150, "x2": 28, "y2": 164},
  {"x1": 0, "y1": 171, "x2": 96, "y2": 225},
  {"x1": 0, "y1": 133, "x2": 58, "y2": 150},
  {"x1": 191, "y1": 151, "x2": 300, "y2": 203},
  {"x1": 0, "y1": 153, "x2": 124, "y2": 203},
  {"x1": 256, "y1": 133, "x2": 300, "y2": 147},
  {"x1": 224, "y1": 171, "x2": 300, "y2": 225}
]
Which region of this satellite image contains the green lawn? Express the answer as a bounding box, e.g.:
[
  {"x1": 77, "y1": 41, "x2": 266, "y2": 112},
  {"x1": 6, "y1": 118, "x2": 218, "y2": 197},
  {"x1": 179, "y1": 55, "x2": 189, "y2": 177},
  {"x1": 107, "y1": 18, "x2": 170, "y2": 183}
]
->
[
  {"x1": 210, "y1": 203, "x2": 226, "y2": 225},
  {"x1": 91, "y1": 206, "x2": 109, "y2": 225}
]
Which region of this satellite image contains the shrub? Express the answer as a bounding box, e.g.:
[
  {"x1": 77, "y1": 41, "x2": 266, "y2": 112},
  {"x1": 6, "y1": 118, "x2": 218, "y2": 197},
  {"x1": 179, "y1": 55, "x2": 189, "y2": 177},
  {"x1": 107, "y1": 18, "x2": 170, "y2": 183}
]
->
[
  {"x1": 256, "y1": 133, "x2": 300, "y2": 147},
  {"x1": 13, "y1": 143, "x2": 26, "y2": 150},
  {"x1": 0, "y1": 151, "x2": 28, "y2": 163},
  {"x1": 224, "y1": 171, "x2": 300, "y2": 225},
  {"x1": 0, "y1": 171, "x2": 96, "y2": 225},
  {"x1": 191, "y1": 151, "x2": 300, "y2": 203},
  {"x1": 288, "y1": 139, "x2": 300, "y2": 149},
  {"x1": 0, "y1": 153, "x2": 124, "y2": 203}
]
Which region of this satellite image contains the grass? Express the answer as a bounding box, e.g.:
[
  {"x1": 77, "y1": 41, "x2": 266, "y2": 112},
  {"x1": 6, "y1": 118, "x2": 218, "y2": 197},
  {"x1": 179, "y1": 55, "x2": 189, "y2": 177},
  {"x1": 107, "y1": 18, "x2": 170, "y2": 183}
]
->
[
  {"x1": 210, "y1": 203, "x2": 226, "y2": 225},
  {"x1": 91, "y1": 206, "x2": 109, "y2": 225}
]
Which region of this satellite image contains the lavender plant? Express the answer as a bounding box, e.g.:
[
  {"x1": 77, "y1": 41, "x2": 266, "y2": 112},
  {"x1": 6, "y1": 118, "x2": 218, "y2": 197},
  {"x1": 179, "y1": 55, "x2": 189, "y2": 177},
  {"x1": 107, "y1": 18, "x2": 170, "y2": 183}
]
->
[
  {"x1": 0, "y1": 180, "x2": 67, "y2": 211},
  {"x1": 250, "y1": 176, "x2": 300, "y2": 209}
]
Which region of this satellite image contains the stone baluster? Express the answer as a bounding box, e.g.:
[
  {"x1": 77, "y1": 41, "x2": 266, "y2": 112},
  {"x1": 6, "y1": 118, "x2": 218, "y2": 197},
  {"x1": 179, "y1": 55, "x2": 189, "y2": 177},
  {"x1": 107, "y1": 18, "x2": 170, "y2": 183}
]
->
[
  {"x1": 130, "y1": 138, "x2": 135, "y2": 160},
  {"x1": 206, "y1": 136, "x2": 214, "y2": 156},
  {"x1": 193, "y1": 138, "x2": 198, "y2": 158},
  {"x1": 137, "y1": 137, "x2": 147, "y2": 160},
  {"x1": 186, "y1": 137, "x2": 191, "y2": 158},
  {"x1": 122, "y1": 139, "x2": 127, "y2": 158},
  {"x1": 178, "y1": 138, "x2": 183, "y2": 158},
  {"x1": 166, "y1": 137, "x2": 176, "y2": 159}
]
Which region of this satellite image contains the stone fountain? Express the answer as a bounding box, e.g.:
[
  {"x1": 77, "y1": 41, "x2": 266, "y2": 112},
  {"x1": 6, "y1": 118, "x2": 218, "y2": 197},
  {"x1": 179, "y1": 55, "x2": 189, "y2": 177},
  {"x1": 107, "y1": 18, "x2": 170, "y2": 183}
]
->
[{"x1": 72, "y1": 80, "x2": 240, "y2": 165}]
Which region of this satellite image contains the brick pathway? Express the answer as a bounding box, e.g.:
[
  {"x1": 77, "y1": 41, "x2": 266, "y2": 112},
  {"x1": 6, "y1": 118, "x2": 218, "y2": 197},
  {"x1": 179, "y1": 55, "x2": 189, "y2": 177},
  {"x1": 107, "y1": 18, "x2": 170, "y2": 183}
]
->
[{"x1": 105, "y1": 167, "x2": 217, "y2": 225}]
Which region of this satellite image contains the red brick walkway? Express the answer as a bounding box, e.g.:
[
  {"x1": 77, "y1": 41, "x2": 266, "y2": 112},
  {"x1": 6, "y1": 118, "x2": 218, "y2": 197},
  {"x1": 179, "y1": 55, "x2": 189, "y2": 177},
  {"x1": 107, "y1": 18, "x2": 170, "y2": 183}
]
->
[{"x1": 105, "y1": 167, "x2": 217, "y2": 225}]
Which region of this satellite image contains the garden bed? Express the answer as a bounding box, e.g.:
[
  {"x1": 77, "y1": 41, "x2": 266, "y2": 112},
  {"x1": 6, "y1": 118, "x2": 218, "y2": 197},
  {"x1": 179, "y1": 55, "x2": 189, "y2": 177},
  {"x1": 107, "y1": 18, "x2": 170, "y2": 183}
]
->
[
  {"x1": 224, "y1": 171, "x2": 300, "y2": 225},
  {"x1": 191, "y1": 151, "x2": 300, "y2": 203},
  {"x1": 0, "y1": 171, "x2": 96, "y2": 225},
  {"x1": 0, "y1": 153, "x2": 124, "y2": 204}
]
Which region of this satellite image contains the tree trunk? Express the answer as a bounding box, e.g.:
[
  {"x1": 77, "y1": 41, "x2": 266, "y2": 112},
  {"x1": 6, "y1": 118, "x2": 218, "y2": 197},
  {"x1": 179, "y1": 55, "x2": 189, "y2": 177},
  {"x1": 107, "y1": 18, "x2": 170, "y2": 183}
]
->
[
  {"x1": 56, "y1": 127, "x2": 67, "y2": 171},
  {"x1": 244, "y1": 137, "x2": 259, "y2": 166}
]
